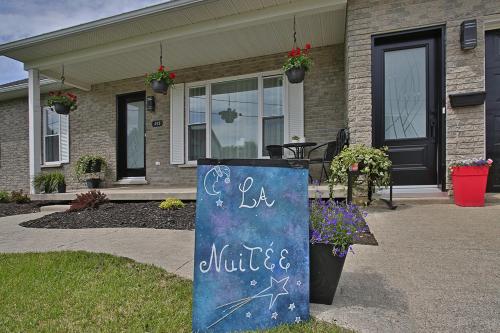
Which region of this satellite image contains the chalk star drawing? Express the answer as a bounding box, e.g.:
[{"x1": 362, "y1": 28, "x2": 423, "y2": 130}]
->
[
  {"x1": 250, "y1": 280, "x2": 257, "y2": 286},
  {"x1": 271, "y1": 312, "x2": 278, "y2": 320},
  {"x1": 246, "y1": 312, "x2": 252, "y2": 318},
  {"x1": 203, "y1": 165, "x2": 230, "y2": 207},
  {"x1": 296, "y1": 280, "x2": 302, "y2": 286},
  {"x1": 207, "y1": 276, "x2": 289, "y2": 329},
  {"x1": 295, "y1": 316, "x2": 301, "y2": 323},
  {"x1": 288, "y1": 303, "x2": 295, "y2": 311}
]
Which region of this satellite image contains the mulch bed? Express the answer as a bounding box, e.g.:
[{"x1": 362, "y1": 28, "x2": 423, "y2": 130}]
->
[
  {"x1": 20, "y1": 201, "x2": 378, "y2": 245},
  {"x1": 0, "y1": 202, "x2": 41, "y2": 217}
]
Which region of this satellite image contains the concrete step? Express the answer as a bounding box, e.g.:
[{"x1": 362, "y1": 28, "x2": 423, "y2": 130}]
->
[{"x1": 39, "y1": 205, "x2": 70, "y2": 213}]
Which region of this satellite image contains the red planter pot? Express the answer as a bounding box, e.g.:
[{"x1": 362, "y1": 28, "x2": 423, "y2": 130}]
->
[{"x1": 451, "y1": 166, "x2": 490, "y2": 207}]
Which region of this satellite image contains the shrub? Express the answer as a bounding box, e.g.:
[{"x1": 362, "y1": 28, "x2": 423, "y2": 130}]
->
[
  {"x1": 329, "y1": 144, "x2": 392, "y2": 188},
  {"x1": 0, "y1": 191, "x2": 10, "y2": 203},
  {"x1": 10, "y1": 190, "x2": 31, "y2": 204},
  {"x1": 159, "y1": 198, "x2": 185, "y2": 210},
  {"x1": 68, "y1": 190, "x2": 108, "y2": 212},
  {"x1": 75, "y1": 155, "x2": 107, "y2": 180},
  {"x1": 33, "y1": 172, "x2": 65, "y2": 193},
  {"x1": 310, "y1": 197, "x2": 368, "y2": 257}
]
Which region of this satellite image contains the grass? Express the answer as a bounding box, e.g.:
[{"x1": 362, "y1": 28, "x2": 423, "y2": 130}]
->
[{"x1": 0, "y1": 252, "x2": 349, "y2": 333}]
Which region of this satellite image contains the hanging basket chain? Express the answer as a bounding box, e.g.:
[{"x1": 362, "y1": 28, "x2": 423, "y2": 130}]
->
[
  {"x1": 159, "y1": 42, "x2": 163, "y2": 67},
  {"x1": 293, "y1": 15, "x2": 297, "y2": 48},
  {"x1": 60, "y1": 64, "x2": 65, "y2": 89}
]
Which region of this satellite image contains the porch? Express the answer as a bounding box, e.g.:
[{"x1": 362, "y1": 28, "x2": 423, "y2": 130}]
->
[{"x1": 30, "y1": 184, "x2": 339, "y2": 201}]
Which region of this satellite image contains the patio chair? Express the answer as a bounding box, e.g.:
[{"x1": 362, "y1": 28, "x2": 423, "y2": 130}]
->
[
  {"x1": 266, "y1": 145, "x2": 284, "y2": 159},
  {"x1": 307, "y1": 128, "x2": 350, "y2": 183}
]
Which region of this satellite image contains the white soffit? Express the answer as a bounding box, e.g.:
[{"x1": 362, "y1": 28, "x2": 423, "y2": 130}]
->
[{"x1": 0, "y1": 0, "x2": 346, "y2": 88}]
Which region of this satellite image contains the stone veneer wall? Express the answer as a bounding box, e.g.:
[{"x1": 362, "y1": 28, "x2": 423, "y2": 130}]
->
[
  {"x1": 0, "y1": 44, "x2": 345, "y2": 192},
  {"x1": 345, "y1": 0, "x2": 500, "y2": 187}
]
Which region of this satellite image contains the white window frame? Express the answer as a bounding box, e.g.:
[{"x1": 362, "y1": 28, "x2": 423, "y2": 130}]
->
[
  {"x1": 42, "y1": 107, "x2": 62, "y2": 165},
  {"x1": 184, "y1": 70, "x2": 287, "y2": 164}
]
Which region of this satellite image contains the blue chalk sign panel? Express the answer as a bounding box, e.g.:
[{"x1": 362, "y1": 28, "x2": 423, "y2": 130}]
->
[{"x1": 192, "y1": 159, "x2": 310, "y2": 332}]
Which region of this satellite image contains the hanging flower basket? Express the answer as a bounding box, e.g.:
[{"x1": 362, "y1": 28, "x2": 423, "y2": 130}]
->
[
  {"x1": 283, "y1": 43, "x2": 312, "y2": 84},
  {"x1": 145, "y1": 65, "x2": 176, "y2": 95},
  {"x1": 47, "y1": 91, "x2": 78, "y2": 114},
  {"x1": 450, "y1": 158, "x2": 493, "y2": 207}
]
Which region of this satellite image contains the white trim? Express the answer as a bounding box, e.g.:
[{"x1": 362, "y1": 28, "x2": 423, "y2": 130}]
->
[
  {"x1": 28, "y1": 69, "x2": 41, "y2": 194},
  {"x1": 42, "y1": 107, "x2": 62, "y2": 165},
  {"x1": 484, "y1": 16, "x2": 500, "y2": 31},
  {"x1": 21, "y1": 0, "x2": 346, "y2": 70},
  {"x1": 183, "y1": 70, "x2": 285, "y2": 164},
  {"x1": 0, "y1": 78, "x2": 56, "y2": 94}
]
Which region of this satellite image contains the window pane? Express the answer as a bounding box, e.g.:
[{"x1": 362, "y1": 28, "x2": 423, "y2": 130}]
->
[
  {"x1": 188, "y1": 124, "x2": 206, "y2": 161},
  {"x1": 45, "y1": 136, "x2": 59, "y2": 162},
  {"x1": 263, "y1": 77, "x2": 284, "y2": 117},
  {"x1": 384, "y1": 47, "x2": 427, "y2": 140},
  {"x1": 188, "y1": 87, "x2": 206, "y2": 161},
  {"x1": 127, "y1": 101, "x2": 144, "y2": 169},
  {"x1": 211, "y1": 78, "x2": 258, "y2": 159},
  {"x1": 189, "y1": 87, "x2": 206, "y2": 124},
  {"x1": 45, "y1": 108, "x2": 60, "y2": 135},
  {"x1": 263, "y1": 77, "x2": 284, "y2": 155}
]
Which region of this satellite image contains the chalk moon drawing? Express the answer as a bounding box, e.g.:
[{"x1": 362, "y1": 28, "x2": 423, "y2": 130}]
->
[{"x1": 203, "y1": 165, "x2": 231, "y2": 206}]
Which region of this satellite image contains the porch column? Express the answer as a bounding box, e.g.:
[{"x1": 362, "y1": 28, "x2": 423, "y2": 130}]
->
[{"x1": 28, "y1": 68, "x2": 41, "y2": 194}]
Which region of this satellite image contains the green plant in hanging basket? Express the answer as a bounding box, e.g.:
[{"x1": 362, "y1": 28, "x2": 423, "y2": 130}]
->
[
  {"x1": 145, "y1": 65, "x2": 176, "y2": 86},
  {"x1": 47, "y1": 91, "x2": 78, "y2": 111},
  {"x1": 282, "y1": 43, "x2": 313, "y2": 72}
]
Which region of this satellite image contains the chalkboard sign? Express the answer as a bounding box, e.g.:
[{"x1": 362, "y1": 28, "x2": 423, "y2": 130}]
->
[{"x1": 192, "y1": 159, "x2": 310, "y2": 332}]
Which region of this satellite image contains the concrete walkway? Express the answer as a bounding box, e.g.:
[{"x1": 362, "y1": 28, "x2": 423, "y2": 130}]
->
[{"x1": 0, "y1": 204, "x2": 499, "y2": 332}]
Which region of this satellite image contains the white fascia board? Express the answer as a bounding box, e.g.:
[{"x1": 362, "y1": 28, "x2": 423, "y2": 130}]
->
[
  {"x1": 0, "y1": 0, "x2": 205, "y2": 53},
  {"x1": 24, "y1": 0, "x2": 346, "y2": 70}
]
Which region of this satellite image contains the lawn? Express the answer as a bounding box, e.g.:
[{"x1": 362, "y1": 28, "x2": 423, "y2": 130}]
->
[{"x1": 0, "y1": 251, "x2": 348, "y2": 332}]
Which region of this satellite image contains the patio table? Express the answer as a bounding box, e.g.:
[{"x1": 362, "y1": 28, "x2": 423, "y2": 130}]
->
[{"x1": 283, "y1": 142, "x2": 317, "y2": 159}]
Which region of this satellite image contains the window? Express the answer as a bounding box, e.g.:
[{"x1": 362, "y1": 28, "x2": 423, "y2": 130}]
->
[
  {"x1": 43, "y1": 107, "x2": 60, "y2": 163},
  {"x1": 185, "y1": 73, "x2": 285, "y2": 162}
]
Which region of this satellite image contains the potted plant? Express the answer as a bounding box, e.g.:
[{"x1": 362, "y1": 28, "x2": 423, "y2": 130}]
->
[
  {"x1": 145, "y1": 65, "x2": 176, "y2": 94},
  {"x1": 309, "y1": 197, "x2": 368, "y2": 304},
  {"x1": 329, "y1": 145, "x2": 392, "y2": 205},
  {"x1": 449, "y1": 158, "x2": 493, "y2": 207},
  {"x1": 33, "y1": 172, "x2": 66, "y2": 193},
  {"x1": 47, "y1": 91, "x2": 77, "y2": 115},
  {"x1": 282, "y1": 43, "x2": 312, "y2": 84},
  {"x1": 75, "y1": 155, "x2": 107, "y2": 189}
]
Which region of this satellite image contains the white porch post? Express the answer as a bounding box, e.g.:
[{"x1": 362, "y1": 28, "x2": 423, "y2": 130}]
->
[{"x1": 28, "y1": 68, "x2": 41, "y2": 194}]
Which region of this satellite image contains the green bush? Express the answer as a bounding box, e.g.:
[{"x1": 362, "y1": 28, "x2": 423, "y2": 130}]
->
[
  {"x1": 10, "y1": 190, "x2": 31, "y2": 204},
  {"x1": 33, "y1": 172, "x2": 65, "y2": 193},
  {"x1": 0, "y1": 191, "x2": 10, "y2": 203},
  {"x1": 75, "y1": 155, "x2": 107, "y2": 180},
  {"x1": 159, "y1": 198, "x2": 185, "y2": 210},
  {"x1": 329, "y1": 144, "x2": 392, "y2": 188}
]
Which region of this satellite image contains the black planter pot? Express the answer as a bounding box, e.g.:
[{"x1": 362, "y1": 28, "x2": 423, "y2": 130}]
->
[
  {"x1": 86, "y1": 178, "x2": 101, "y2": 189},
  {"x1": 57, "y1": 183, "x2": 66, "y2": 193},
  {"x1": 310, "y1": 243, "x2": 347, "y2": 305},
  {"x1": 151, "y1": 80, "x2": 169, "y2": 94},
  {"x1": 53, "y1": 102, "x2": 71, "y2": 115},
  {"x1": 85, "y1": 160, "x2": 102, "y2": 173},
  {"x1": 285, "y1": 67, "x2": 306, "y2": 84}
]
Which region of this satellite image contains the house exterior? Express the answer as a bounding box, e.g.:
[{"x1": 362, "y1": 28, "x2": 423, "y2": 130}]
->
[{"x1": 0, "y1": 0, "x2": 499, "y2": 195}]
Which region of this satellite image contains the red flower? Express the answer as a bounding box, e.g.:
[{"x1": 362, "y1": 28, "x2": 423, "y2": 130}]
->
[
  {"x1": 169, "y1": 72, "x2": 176, "y2": 79},
  {"x1": 158, "y1": 65, "x2": 165, "y2": 72},
  {"x1": 305, "y1": 43, "x2": 311, "y2": 50},
  {"x1": 295, "y1": 47, "x2": 301, "y2": 55}
]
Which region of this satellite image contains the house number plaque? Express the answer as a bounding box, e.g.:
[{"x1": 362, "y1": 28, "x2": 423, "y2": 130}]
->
[{"x1": 152, "y1": 120, "x2": 163, "y2": 128}]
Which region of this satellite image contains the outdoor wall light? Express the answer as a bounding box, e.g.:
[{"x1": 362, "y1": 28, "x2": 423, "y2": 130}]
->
[
  {"x1": 146, "y1": 96, "x2": 155, "y2": 112},
  {"x1": 460, "y1": 19, "x2": 477, "y2": 50}
]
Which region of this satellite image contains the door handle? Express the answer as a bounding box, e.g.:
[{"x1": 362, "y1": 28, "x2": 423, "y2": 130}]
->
[{"x1": 429, "y1": 114, "x2": 437, "y2": 141}]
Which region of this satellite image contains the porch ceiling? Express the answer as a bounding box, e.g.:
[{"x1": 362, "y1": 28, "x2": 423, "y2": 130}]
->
[{"x1": 0, "y1": 0, "x2": 346, "y2": 90}]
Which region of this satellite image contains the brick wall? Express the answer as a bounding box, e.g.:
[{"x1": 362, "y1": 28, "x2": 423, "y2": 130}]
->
[
  {"x1": 346, "y1": 0, "x2": 500, "y2": 186},
  {"x1": 0, "y1": 44, "x2": 345, "y2": 191},
  {"x1": 0, "y1": 98, "x2": 29, "y2": 192}
]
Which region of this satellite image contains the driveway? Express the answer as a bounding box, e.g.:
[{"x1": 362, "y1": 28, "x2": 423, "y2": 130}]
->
[{"x1": 0, "y1": 204, "x2": 499, "y2": 332}]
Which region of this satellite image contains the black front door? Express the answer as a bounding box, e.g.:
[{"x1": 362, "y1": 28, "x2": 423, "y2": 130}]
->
[
  {"x1": 117, "y1": 92, "x2": 146, "y2": 179},
  {"x1": 373, "y1": 30, "x2": 442, "y2": 185},
  {"x1": 486, "y1": 30, "x2": 500, "y2": 192}
]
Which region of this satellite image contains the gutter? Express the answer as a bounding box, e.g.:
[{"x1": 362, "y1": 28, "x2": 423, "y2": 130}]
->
[
  {"x1": 0, "y1": 78, "x2": 58, "y2": 93},
  {"x1": 0, "y1": 0, "x2": 207, "y2": 53}
]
